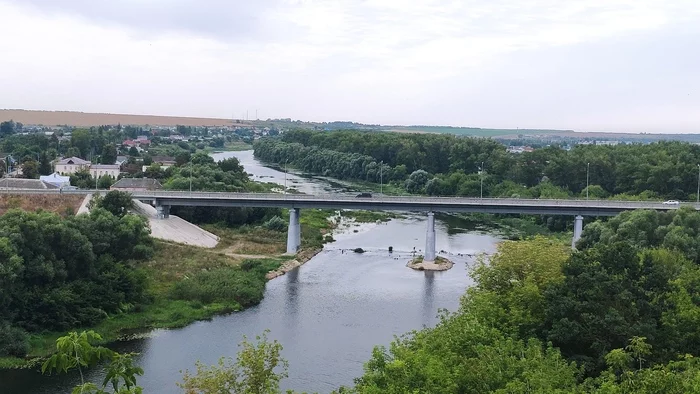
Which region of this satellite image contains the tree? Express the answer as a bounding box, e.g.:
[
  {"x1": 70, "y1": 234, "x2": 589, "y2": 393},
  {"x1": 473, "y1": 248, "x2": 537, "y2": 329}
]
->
[
  {"x1": 21, "y1": 159, "x2": 39, "y2": 179},
  {"x1": 66, "y1": 146, "x2": 81, "y2": 158},
  {"x1": 71, "y1": 129, "x2": 91, "y2": 159},
  {"x1": 97, "y1": 190, "x2": 134, "y2": 217},
  {"x1": 98, "y1": 174, "x2": 114, "y2": 189},
  {"x1": 128, "y1": 146, "x2": 140, "y2": 157},
  {"x1": 101, "y1": 143, "x2": 118, "y2": 164},
  {"x1": 219, "y1": 157, "x2": 244, "y2": 173},
  {"x1": 179, "y1": 330, "x2": 288, "y2": 394},
  {"x1": 0, "y1": 120, "x2": 15, "y2": 137},
  {"x1": 38, "y1": 152, "x2": 52, "y2": 175}
]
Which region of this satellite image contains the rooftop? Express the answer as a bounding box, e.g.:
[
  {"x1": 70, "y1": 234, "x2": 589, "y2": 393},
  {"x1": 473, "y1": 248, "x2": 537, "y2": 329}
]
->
[
  {"x1": 57, "y1": 156, "x2": 91, "y2": 165},
  {"x1": 0, "y1": 178, "x2": 59, "y2": 189}
]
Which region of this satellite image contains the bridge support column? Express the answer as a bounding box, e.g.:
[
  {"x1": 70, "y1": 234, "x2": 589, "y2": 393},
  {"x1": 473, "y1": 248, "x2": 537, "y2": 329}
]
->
[
  {"x1": 572, "y1": 215, "x2": 584, "y2": 249},
  {"x1": 425, "y1": 212, "x2": 436, "y2": 262},
  {"x1": 155, "y1": 202, "x2": 170, "y2": 219},
  {"x1": 286, "y1": 208, "x2": 301, "y2": 254}
]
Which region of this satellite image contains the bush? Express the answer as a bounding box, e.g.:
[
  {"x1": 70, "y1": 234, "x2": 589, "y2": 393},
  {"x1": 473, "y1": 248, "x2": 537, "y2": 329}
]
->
[
  {"x1": 262, "y1": 216, "x2": 287, "y2": 232},
  {"x1": 169, "y1": 263, "x2": 281, "y2": 307},
  {"x1": 0, "y1": 323, "x2": 30, "y2": 357}
]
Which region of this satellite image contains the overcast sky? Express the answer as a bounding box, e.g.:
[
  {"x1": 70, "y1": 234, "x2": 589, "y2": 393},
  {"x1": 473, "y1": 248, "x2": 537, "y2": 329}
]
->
[{"x1": 1, "y1": 0, "x2": 698, "y2": 133}]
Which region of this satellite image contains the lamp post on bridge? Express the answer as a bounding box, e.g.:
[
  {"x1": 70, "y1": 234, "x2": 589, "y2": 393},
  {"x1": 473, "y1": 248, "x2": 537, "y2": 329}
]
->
[
  {"x1": 586, "y1": 162, "x2": 590, "y2": 200},
  {"x1": 480, "y1": 161, "x2": 484, "y2": 199},
  {"x1": 284, "y1": 160, "x2": 288, "y2": 196},
  {"x1": 696, "y1": 164, "x2": 699, "y2": 203},
  {"x1": 380, "y1": 161, "x2": 383, "y2": 196}
]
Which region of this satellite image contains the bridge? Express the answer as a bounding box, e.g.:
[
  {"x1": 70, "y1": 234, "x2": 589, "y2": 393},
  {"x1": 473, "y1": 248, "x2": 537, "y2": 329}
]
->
[{"x1": 7, "y1": 189, "x2": 699, "y2": 259}]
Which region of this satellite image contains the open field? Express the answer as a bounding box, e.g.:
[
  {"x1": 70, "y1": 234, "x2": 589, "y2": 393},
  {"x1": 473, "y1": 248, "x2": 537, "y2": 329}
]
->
[{"x1": 0, "y1": 109, "x2": 254, "y2": 127}]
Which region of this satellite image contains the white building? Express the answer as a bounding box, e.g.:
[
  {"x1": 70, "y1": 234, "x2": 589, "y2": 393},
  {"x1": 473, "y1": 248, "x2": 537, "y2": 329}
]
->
[
  {"x1": 55, "y1": 157, "x2": 91, "y2": 175},
  {"x1": 40, "y1": 172, "x2": 71, "y2": 188},
  {"x1": 90, "y1": 164, "x2": 121, "y2": 179}
]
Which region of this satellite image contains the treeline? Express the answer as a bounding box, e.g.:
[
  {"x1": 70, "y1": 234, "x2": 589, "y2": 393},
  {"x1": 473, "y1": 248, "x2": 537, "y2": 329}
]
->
[
  {"x1": 0, "y1": 208, "x2": 153, "y2": 358},
  {"x1": 254, "y1": 130, "x2": 700, "y2": 199},
  {"x1": 345, "y1": 208, "x2": 700, "y2": 392}
]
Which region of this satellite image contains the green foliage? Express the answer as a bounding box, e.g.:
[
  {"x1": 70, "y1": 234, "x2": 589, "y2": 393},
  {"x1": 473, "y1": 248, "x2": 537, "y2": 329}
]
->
[
  {"x1": 42, "y1": 330, "x2": 143, "y2": 394},
  {"x1": 543, "y1": 245, "x2": 699, "y2": 376},
  {"x1": 97, "y1": 190, "x2": 135, "y2": 217},
  {"x1": 262, "y1": 216, "x2": 287, "y2": 232},
  {"x1": 465, "y1": 236, "x2": 569, "y2": 339},
  {"x1": 256, "y1": 131, "x2": 700, "y2": 199},
  {"x1": 179, "y1": 330, "x2": 288, "y2": 394},
  {"x1": 169, "y1": 259, "x2": 281, "y2": 307},
  {"x1": 0, "y1": 209, "x2": 152, "y2": 351},
  {"x1": 577, "y1": 207, "x2": 700, "y2": 263},
  {"x1": 101, "y1": 143, "x2": 118, "y2": 164},
  {"x1": 0, "y1": 322, "x2": 29, "y2": 357},
  {"x1": 21, "y1": 159, "x2": 39, "y2": 179}
]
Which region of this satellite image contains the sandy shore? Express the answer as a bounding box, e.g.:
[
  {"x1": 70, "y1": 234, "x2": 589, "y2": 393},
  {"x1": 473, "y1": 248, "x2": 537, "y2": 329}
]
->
[{"x1": 265, "y1": 248, "x2": 322, "y2": 279}]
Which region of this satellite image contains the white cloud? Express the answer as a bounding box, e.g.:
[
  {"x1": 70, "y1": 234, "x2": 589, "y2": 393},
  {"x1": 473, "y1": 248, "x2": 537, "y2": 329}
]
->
[{"x1": 0, "y1": 0, "x2": 698, "y2": 132}]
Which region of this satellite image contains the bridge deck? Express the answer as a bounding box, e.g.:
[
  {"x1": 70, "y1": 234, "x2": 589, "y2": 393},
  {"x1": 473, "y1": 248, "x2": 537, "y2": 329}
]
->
[{"x1": 4, "y1": 189, "x2": 692, "y2": 217}]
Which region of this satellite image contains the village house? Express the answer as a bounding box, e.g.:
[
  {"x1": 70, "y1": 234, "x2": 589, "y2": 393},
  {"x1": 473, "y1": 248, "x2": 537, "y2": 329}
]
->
[
  {"x1": 55, "y1": 157, "x2": 91, "y2": 175},
  {"x1": 89, "y1": 164, "x2": 121, "y2": 179}
]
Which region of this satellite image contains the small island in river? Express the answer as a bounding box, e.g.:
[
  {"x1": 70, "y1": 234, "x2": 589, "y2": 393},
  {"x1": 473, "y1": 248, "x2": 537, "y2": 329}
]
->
[{"x1": 407, "y1": 255, "x2": 454, "y2": 271}]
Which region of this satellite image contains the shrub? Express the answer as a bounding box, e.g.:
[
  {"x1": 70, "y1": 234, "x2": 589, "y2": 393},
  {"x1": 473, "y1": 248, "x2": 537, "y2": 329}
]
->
[
  {"x1": 262, "y1": 216, "x2": 287, "y2": 232},
  {"x1": 169, "y1": 264, "x2": 280, "y2": 307},
  {"x1": 0, "y1": 323, "x2": 30, "y2": 357}
]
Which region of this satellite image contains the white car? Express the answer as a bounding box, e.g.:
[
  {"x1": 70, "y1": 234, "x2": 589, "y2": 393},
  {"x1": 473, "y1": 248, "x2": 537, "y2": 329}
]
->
[{"x1": 662, "y1": 200, "x2": 680, "y2": 205}]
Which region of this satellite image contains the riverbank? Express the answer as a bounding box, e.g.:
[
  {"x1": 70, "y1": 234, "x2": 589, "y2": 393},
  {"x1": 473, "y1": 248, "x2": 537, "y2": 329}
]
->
[{"x1": 0, "y1": 216, "x2": 333, "y2": 370}]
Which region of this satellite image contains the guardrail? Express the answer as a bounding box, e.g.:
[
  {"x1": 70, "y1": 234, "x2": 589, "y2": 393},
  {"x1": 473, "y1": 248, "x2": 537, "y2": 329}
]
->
[{"x1": 0, "y1": 188, "x2": 696, "y2": 210}]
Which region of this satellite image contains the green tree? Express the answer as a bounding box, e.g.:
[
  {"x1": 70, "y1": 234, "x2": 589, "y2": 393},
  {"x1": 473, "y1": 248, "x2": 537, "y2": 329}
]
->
[
  {"x1": 97, "y1": 190, "x2": 134, "y2": 217},
  {"x1": 71, "y1": 129, "x2": 91, "y2": 159},
  {"x1": 21, "y1": 159, "x2": 39, "y2": 179},
  {"x1": 66, "y1": 146, "x2": 81, "y2": 158},
  {"x1": 128, "y1": 146, "x2": 140, "y2": 157},
  {"x1": 178, "y1": 330, "x2": 288, "y2": 394},
  {"x1": 0, "y1": 120, "x2": 15, "y2": 136},
  {"x1": 101, "y1": 144, "x2": 118, "y2": 164},
  {"x1": 98, "y1": 175, "x2": 114, "y2": 189},
  {"x1": 38, "y1": 152, "x2": 52, "y2": 175}
]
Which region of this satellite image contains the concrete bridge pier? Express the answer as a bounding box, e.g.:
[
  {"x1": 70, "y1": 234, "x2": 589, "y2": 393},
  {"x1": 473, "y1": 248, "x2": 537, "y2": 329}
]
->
[
  {"x1": 572, "y1": 215, "x2": 584, "y2": 249},
  {"x1": 155, "y1": 203, "x2": 170, "y2": 219},
  {"x1": 286, "y1": 208, "x2": 301, "y2": 254},
  {"x1": 425, "y1": 212, "x2": 436, "y2": 262}
]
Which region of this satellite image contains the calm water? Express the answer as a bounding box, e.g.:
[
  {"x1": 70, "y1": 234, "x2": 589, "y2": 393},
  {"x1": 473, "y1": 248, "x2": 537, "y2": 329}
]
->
[{"x1": 0, "y1": 151, "x2": 500, "y2": 394}]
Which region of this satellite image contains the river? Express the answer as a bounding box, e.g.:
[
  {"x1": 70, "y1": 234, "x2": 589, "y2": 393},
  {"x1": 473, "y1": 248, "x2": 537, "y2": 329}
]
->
[{"x1": 1, "y1": 150, "x2": 500, "y2": 394}]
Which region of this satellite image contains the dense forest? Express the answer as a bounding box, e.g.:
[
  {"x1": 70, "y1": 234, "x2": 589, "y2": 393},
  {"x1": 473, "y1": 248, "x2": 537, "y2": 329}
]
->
[
  {"x1": 254, "y1": 130, "x2": 700, "y2": 200},
  {"x1": 0, "y1": 207, "x2": 153, "y2": 358}
]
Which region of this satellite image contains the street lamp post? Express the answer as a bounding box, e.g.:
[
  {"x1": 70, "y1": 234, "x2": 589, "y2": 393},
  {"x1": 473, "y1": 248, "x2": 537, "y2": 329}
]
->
[
  {"x1": 284, "y1": 160, "x2": 288, "y2": 196},
  {"x1": 380, "y1": 161, "x2": 383, "y2": 196},
  {"x1": 586, "y1": 162, "x2": 590, "y2": 200},
  {"x1": 480, "y1": 161, "x2": 484, "y2": 199},
  {"x1": 696, "y1": 164, "x2": 699, "y2": 203}
]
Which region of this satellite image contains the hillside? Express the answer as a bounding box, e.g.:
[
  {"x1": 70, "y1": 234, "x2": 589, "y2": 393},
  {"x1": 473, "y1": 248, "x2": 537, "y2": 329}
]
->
[
  {"x1": 0, "y1": 194, "x2": 84, "y2": 216},
  {"x1": 0, "y1": 109, "x2": 251, "y2": 127}
]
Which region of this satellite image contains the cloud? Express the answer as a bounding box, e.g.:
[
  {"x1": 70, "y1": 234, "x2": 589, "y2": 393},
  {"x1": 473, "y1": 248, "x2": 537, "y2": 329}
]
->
[{"x1": 1, "y1": 0, "x2": 699, "y2": 132}]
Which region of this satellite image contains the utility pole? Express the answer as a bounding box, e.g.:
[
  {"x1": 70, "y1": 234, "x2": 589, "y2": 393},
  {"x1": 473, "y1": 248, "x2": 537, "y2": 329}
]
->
[
  {"x1": 697, "y1": 164, "x2": 699, "y2": 203},
  {"x1": 189, "y1": 165, "x2": 192, "y2": 195},
  {"x1": 586, "y1": 162, "x2": 590, "y2": 199}
]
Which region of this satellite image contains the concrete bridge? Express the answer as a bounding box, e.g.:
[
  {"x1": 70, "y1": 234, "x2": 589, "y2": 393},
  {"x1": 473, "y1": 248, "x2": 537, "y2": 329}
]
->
[
  {"x1": 128, "y1": 191, "x2": 694, "y2": 259},
  {"x1": 6, "y1": 189, "x2": 698, "y2": 260}
]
